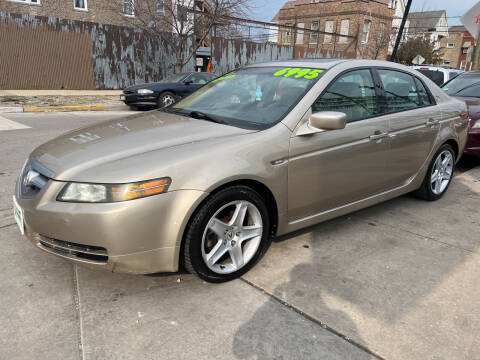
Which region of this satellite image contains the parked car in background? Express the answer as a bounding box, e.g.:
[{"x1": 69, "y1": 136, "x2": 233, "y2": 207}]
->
[
  {"x1": 412, "y1": 65, "x2": 463, "y2": 86},
  {"x1": 121, "y1": 72, "x2": 217, "y2": 110},
  {"x1": 442, "y1": 71, "x2": 480, "y2": 157},
  {"x1": 14, "y1": 60, "x2": 468, "y2": 282}
]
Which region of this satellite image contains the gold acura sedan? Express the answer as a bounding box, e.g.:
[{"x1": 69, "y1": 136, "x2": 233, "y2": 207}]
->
[{"x1": 14, "y1": 60, "x2": 469, "y2": 282}]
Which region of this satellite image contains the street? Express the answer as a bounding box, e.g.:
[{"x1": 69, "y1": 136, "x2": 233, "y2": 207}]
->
[{"x1": 1, "y1": 111, "x2": 479, "y2": 360}]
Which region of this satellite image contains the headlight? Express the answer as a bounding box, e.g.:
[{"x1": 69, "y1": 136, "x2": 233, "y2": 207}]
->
[
  {"x1": 472, "y1": 120, "x2": 480, "y2": 129},
  {"x1": 57, "y1": 177, "x2": 171, "y2": 203},
  {"x1": 137, "y1": 89, "x2": 154, "y2": 94}
]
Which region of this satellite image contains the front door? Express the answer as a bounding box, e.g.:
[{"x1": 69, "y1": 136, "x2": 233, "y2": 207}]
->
[{"x1": 288, "y1": 68, "x2": 391, "y2": 222}]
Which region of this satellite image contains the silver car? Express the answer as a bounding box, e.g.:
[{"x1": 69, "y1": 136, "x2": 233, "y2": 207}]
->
[{"x1": 13, "y1": 60, "x2": 469, "y2": 282}]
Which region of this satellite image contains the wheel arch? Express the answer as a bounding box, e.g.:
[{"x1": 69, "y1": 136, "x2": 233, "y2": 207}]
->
[
  {"x1": 178, "y1": 179, "x2": 279, "y2": 269},
  {"x1": 443, "y1": 138, "x2": 459, "y2": 160}
]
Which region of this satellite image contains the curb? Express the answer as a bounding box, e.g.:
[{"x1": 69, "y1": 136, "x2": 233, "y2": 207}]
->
[
  {"x1": 0, "y1": 107, "x2": 24, "y2": 113},
  {"x1": 23, "y1": 105, "x2": 107, "y2": 112},
  {"x1": 0, "y1": 104, "x2": 132, "y2": 113}
]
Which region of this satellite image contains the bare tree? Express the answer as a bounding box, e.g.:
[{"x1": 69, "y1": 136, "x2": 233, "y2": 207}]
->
[{"x1": 110, "y1": 0, "x2": 251, "y2": 73}]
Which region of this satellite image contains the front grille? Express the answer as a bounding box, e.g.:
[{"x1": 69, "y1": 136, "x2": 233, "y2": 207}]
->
[
  {"x1": 38, "y1": 235, "x2": 108, "y2": 264},
  {"x1": 19, "y1": 157, "x2": 52, "y2": 198}
]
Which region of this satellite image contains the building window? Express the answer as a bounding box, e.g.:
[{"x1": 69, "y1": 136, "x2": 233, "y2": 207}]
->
[
  {"x1": 74, "y1": 0, "x2": 87, "y2": 10},
  {"x1": 284, "y1": 23, "x2": 292, "y2": 44},
  {"x1": 324, "y1": 20, "x2": 334, "y2": 44},
  {"x1": 378, "y1": 22, "x2": 385, "y2": 43},
  {"x1": 446, "y1": 43, "x2": 455, "y2": 48},
  {"x1": 339, "y1": 19, "x2": 349, "y2": 43},
  {"x1": 362, "y1": 20, "x2": 371, "y2": 44},
  {"x1": 297, "y1": 23, "x2": 304, "y2": 45},
  {"x1": 157, "y1": 0, "x2": 165, "y2": 13},
  {"x1": 310, "y1": 21, "x2": 319, "y2": 44},
  {"x1": 8, "y1": 0, "x2": 40, "y2": 4},
  {"x1": 123, "y1": 0, "x2": 134, "y2": 16},
  {"x1": 460, "y1": 61, "x2": 467, "y2": 70}
]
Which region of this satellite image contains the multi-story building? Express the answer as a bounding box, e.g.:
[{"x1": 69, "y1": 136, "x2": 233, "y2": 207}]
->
[
  {"x1": 1, "y1": 0, "x2": 138, "y2": 26},
  {"x1": 387, "y1": 0, "x2": 409, "y2": 54},
  {"x1": 274, "y1": 0, "x2": 394, "y2": 60},
  {"x1": 407, "y1": 10, "x2": 448, "y2": 51},
  {"x1": 440, "y1": 26, "x2": 476, "y2": 71}
]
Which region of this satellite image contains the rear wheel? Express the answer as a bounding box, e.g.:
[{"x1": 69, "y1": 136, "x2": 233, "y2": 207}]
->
[
  {"x1": 415, "y1": 143, "x2": 455, "y2": 201},
  {"x1": 182, "y1": 186, "x2": 271, "y2": 282},
  {"x1": 158, "y1": 91, "x2": 176, "y2": 108}
]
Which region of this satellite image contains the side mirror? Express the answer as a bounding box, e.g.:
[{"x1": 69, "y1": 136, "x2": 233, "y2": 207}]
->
[
  {"x1": 184, "y1": 80, "x2": 193, "y2": 85},
  {"x1": 297, "y1": 111, "x2": 347, "y2": 136}
]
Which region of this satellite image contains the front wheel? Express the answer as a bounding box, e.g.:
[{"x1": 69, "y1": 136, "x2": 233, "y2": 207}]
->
[
  {"x1": 157, "y1": 91, "x2": 177, "y2": 108},
  {"x1": 414, "y1": 143, "x2": 455, "y2": 201},
  {"x1": 182, "y1": 186, "x2": 271, "y2": 282}
]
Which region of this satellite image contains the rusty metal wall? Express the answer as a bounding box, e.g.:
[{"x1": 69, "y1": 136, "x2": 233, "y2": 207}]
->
[
  {"x1": 0, "y1": 11, "x2": 354, "y2": 90},
  {"x1": 0, "y1": 21, "x2": 95, "y2": 89},
  {"x1": 0, "y1": 11, "x2": 185, "y2": 89}
]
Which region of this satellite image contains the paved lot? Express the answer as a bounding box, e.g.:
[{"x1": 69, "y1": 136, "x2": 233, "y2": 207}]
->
[{"x1": 0, "y1": 111, "x2": 479, "y2": 360}]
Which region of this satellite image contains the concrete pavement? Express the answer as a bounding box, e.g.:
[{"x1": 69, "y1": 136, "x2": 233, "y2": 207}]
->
[{"x1": 1, "y1": 111, "x2": 479, "y2": 360}]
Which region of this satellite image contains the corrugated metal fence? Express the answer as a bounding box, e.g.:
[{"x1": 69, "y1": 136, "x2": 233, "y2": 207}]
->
[{"x1": 0, "y1": 11, "x2": 353, "y2": 90}]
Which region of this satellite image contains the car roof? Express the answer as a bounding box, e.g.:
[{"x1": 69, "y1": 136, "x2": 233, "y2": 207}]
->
[{"x1": 246, "y1": 59, "x2": 422, "y2": 71}]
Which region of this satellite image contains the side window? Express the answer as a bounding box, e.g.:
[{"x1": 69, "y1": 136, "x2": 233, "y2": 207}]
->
[
  {"x1": 312, "y1": 69, "x2": 377, "y2": 123},
  {"x1": 378, "y1": 69, "x2": 421, "y2": 113},
  {"x1": 414, "y1": 78, "x2": 433, "y2": 105}
]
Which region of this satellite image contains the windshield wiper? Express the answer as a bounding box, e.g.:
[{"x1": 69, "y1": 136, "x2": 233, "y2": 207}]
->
[{"x1": 189, "y1": 111, "x2": 225, "y2": 124}]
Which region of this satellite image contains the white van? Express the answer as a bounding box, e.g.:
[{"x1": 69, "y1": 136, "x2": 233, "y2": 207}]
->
[{"x1": 411, "y1": 65, "x2": 463, "y2": 86}]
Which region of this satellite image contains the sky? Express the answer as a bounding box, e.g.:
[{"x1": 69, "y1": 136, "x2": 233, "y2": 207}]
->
[{"x1": 249, "y1": 0, "x2": 480, "y2": 27}]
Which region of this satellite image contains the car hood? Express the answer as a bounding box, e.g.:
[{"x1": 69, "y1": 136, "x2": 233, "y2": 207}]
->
[
  {"x1": 124, "y1": 83, "x2": 175, "y2": 91},
  {"x1": 31, "y1": 111, "x2": 255, "y2": 181}
]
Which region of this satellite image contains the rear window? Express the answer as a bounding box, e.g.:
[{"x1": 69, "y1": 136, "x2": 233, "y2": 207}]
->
[{"x1": 417, "y1": 70, "x2": 445, "y2": 86}]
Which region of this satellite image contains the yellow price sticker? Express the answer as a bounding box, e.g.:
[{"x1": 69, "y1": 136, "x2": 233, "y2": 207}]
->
[{"x1": 273, "y1": 68, "x2": 323, "y2": 79}]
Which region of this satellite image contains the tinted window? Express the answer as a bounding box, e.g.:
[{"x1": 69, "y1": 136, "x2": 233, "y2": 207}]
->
[
  {"x1": 414, "y1": 78, "x2": 433, "y2": 105},
  {"x1": 312, "y1": 69, "x2": 377, "y2": 123},
  {"x1": 442, "y1": 74, "x2": 480, "y2": 97},
  {"x1": 455, "y1": 84, "x2": 480, "y2": 97},
  {"x1": 186, "y1": 73, "x2": 216, "y2": 84},
  {"x1": 378, "y1": 69, "x2": 421, "y2": 113},
  {"x1": 417, "y1": 69, "x2": 444, "y2": 86}
]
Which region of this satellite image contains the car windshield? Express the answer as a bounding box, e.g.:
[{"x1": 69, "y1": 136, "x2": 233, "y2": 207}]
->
[
  {"x1": 417, "y1": 69, "x2": 445, "y2": 86},
  {"x1": 441, "y1": 74, "x2": 480, "y2": 97},
  {"x1": 168, "y1": 66, "x2": 325, "y2": 130},
  {"x1": 158, "y1": 73, "x2": 189, "y2": 83}
]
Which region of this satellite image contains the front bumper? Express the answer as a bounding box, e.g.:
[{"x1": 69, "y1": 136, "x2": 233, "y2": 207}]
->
[
  {"x1": 464, "y1": 129, "x2": 480, "y2": 157},
  {"x1": 15, "y1": 179, "x2": 206, "y2": 274},
  {"x1": 121, "y1": 93, "x2": 158, "y2": 107}
]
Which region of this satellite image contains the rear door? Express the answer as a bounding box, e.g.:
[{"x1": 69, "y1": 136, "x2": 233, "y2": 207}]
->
[{"x1": 375, "y1": 68, "x2": 440, "y2": 189}]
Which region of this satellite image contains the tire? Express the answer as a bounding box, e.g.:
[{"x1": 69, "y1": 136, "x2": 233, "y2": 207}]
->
[
  {"x1": 182, "y1": 186, "x2": 271, "y2": 282},
  {"x1": 414, "y1": 143, "x2": 455, "y2": 201},
  {"x1": 157, "y1": 91, "x2": 177, "y2": 108}
]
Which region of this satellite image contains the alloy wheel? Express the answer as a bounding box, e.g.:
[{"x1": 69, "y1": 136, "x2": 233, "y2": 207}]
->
[
  {"x1": 162, "y1": 94, "x2": 175, "y2": 107},
  {"x1": 430, "y1": 150, "x2": 454, "y2": 195},
  {"x1": 201, "y1": 200, "x2": 263, "y2": 274}
]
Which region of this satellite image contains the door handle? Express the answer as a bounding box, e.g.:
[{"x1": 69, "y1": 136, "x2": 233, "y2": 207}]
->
[
  {"x1": 425, "y1": 119, "x2": 440, "y2": 127},
  {"x1": 369, "y1": 132, "x2": 388, "y2": 141}
]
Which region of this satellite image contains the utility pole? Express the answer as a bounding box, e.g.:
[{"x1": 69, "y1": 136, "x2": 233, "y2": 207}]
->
[{"x1": 391, "y1": 0, "x2": 413, "y2": 62}]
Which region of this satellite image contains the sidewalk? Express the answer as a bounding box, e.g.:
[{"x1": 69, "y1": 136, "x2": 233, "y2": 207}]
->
[{"x1": 0, "y1": 90, "x2": 127, "y2": 112}]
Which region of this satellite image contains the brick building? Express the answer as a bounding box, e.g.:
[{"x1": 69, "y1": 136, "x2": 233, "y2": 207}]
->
[
  {"x1": 0, "y1": 0, "x2": 139, "y2": 26},
  {"x1": 439, "y1": 26, "x2": 476, "y2": 71},
  {"x1": 275, "y1": 0, "x2": 394, "y2": 60}
]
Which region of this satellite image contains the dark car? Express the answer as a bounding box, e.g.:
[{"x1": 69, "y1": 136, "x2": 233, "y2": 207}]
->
[
  {"x1": 442, "y1": 71, "x2": 480, "y2": 157},
  {"x1": 121, "y1": 72, "x2": 217, "y2": 109}
]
